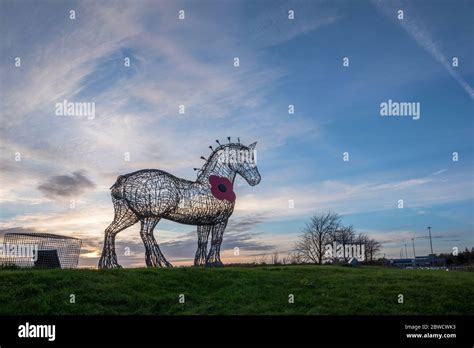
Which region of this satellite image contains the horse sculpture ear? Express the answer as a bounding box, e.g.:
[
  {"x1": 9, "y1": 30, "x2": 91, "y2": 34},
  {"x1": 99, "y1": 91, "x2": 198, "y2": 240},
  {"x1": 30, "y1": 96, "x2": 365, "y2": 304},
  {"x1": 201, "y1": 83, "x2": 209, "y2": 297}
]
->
[{"x1": 248, "y1": 142, "x2": 257, "y2": 150}]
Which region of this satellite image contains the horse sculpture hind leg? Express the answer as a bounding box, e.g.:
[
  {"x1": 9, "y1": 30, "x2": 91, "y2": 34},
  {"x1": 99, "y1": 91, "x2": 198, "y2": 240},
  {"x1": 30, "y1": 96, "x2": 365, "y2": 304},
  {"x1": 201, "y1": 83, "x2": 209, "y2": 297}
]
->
[
  {"x1": 194, "y1": 225, "x2": 211, "y2": 266},
  {"x1": 98, "y1": 198, "x2": 139, "y2": 268},
  {"x1": 205, "y1": 220, "x2": 228, "y2": 267},
  {"x1": 140, "y1": 217, "x2": 172, "y2": 267}
]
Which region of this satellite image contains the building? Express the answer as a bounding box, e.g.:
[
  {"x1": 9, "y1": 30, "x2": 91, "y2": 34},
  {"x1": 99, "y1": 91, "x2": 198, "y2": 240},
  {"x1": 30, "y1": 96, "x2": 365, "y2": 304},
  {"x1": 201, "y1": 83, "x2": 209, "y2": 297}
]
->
[
  {"x1": 388, "y1": 254, "x2": 442, "y2": 268},
  {"x1": 388, "y1": 258, "x2": 414, "y2": 268}
]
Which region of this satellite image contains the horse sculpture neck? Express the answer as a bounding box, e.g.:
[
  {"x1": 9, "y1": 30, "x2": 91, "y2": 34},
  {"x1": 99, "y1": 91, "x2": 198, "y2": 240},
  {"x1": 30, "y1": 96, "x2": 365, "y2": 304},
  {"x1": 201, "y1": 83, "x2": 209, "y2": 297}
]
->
[{"x1": 197, "y1": 144, "x2": 239, "y2": 184}]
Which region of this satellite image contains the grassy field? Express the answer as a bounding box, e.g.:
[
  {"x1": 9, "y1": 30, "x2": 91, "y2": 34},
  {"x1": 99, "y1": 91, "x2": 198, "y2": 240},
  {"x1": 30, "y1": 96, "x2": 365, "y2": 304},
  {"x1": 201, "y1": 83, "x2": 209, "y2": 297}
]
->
[{"x1": 0, "y1": 265, "x2": 472, "y2": 315}]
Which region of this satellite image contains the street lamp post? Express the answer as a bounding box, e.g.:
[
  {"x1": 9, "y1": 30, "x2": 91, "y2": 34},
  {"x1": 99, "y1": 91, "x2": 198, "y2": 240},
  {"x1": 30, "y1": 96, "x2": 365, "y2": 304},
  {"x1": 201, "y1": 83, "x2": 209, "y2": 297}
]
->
[{"x1": 427, "y1": 226, "x2": 434, "y2": 266}]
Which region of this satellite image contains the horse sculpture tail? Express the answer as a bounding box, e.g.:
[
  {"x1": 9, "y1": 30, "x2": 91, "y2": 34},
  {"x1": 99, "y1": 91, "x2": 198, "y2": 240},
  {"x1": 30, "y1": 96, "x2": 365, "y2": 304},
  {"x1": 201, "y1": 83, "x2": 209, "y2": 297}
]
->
[{"x1": 110, "y1": 175, "x2": 127, "y2": 200}]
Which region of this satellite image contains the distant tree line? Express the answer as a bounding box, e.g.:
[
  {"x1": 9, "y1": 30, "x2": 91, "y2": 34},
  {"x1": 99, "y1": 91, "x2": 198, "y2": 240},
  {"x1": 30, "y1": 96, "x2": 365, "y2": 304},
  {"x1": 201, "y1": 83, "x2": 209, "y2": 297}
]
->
[
  {"x1": 439, "y1": 248, "x2": 474, "y2": 266},
  {"x1": 238, "y1": 246, "x2": 474, "y2": 268},
  {"x1": 234, "y1": 212, "x2": 472, "y2": 268}
]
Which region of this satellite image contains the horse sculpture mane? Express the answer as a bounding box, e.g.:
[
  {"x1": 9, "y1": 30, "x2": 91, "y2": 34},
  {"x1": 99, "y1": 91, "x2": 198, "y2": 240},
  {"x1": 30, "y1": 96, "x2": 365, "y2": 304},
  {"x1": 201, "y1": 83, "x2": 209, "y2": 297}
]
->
[{"x1": 98, "y1": 139, "x2": 261, "y2": 268}]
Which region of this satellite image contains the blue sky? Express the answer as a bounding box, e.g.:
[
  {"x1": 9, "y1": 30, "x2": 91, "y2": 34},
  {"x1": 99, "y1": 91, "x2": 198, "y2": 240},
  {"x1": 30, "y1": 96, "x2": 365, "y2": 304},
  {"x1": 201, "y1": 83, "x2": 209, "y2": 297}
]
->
[{"x1": 0, "y1": 0, "x2": 473, "y2": 266}]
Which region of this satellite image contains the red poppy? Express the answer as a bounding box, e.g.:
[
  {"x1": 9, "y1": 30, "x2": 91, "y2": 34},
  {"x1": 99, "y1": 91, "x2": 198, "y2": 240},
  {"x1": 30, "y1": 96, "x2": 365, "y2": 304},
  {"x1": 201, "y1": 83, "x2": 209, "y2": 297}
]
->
[{"x1": 209, "y1": 175, "x2": 236, "y2": 202}]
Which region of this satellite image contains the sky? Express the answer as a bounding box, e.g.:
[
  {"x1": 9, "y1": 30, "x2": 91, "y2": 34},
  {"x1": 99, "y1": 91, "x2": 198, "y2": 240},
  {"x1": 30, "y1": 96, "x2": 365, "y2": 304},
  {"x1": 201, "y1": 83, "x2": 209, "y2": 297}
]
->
[{"x1": 0, "y1": 0, "x2": 473, "y2": 267}]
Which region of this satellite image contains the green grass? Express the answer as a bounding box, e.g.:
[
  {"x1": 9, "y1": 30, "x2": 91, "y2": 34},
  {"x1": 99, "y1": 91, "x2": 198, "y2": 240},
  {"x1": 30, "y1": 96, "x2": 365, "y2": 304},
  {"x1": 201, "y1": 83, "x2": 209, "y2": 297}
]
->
[{"x1": 0, "y1": 265, "x2": 472, "y2": 315}]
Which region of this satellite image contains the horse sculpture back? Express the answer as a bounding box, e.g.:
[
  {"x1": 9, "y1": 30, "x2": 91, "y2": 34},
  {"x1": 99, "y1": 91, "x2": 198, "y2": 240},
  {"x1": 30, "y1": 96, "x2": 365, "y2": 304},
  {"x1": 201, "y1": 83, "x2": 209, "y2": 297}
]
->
[{"x1": 98, "y1": 140, "x2": 260, "y2": 268}]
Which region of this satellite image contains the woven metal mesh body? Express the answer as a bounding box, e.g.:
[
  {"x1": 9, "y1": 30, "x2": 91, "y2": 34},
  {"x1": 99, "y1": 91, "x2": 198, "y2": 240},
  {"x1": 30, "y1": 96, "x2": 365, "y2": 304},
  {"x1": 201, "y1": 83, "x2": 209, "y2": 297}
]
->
[
  {"x1": 1, "y1": 232, "x2": 82, "y2": 268},
  {"x1": 99, "y1": 141, "x2": 261, "y2": 269}
]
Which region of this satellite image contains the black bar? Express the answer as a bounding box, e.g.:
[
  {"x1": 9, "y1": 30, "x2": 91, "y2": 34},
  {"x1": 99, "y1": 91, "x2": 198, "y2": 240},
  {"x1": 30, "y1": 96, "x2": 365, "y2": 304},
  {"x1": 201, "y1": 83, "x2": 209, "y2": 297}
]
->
[{"x1": 0, "y1": 315, "x2": 472, "y2": 346}]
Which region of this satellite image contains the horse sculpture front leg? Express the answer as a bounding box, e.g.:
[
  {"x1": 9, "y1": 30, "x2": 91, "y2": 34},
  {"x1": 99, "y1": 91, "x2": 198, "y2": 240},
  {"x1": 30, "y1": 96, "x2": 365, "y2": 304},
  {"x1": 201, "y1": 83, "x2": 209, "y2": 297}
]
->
[
  {"x1": 194, "y1": 225, "x2": 211, "y2": 266},
  {"x1": 205, "y1": 220, "x2": 228, "y2": 267}
]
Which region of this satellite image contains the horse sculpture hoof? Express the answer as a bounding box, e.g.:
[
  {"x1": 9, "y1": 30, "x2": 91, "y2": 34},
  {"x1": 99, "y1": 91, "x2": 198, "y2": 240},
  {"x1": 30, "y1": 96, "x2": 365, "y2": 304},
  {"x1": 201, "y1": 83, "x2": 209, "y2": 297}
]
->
[
  {"x1": 146, "y1": 255, "x2": 173, "y2": 268},
  {"x1": 98, "y1": 260, "x2": 122, "y2": 269},
  {"x1": 206, "y1": 260, "x2": 224, "y2": 267}
]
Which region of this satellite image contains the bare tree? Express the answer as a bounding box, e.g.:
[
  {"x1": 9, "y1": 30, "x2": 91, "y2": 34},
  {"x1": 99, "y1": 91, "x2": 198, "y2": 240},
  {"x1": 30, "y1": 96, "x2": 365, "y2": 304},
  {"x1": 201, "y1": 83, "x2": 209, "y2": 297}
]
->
[
  {"x1": 271, "y1": 251, "x2": 280, "y2": 265},
  {"x1": 365, "y1": 238, "x2": 382, "y2": 261},
  {"x1": 354, "y1": 234, "x2": 382, "y2": 262},
  {"x1": 288, "y1": 251, "x2": 302, "y2": 264},
  {"x1": 334, "y1": 225, "x2": 356, "y2": 261},
  {"x1": 259, "y1": 253, "x2": 268, "y2": 265},
  {"x1": 295, "y1": 212, "x2": 341, "y2": 264},
  {"x1": 355, "y1": 233, "x2": 369, "y2": 261}
]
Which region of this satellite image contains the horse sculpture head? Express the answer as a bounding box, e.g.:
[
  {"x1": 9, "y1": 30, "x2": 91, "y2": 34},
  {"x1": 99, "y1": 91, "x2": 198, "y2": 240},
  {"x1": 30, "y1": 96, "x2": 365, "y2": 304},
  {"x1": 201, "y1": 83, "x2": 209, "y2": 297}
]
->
[
  {"x1": 198, "y1": 141, "x2": 261, "y2": 187},
  {"x1": 232, "y1": 142, "x2": 261, "y2": 186}
]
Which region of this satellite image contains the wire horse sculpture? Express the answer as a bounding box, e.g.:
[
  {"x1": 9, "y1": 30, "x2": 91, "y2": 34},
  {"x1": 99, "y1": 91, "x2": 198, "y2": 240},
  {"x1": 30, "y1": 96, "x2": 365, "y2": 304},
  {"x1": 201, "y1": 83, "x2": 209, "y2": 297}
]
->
[{"x1": 98, "y1": 139, "x2": 260, "y2": 268}]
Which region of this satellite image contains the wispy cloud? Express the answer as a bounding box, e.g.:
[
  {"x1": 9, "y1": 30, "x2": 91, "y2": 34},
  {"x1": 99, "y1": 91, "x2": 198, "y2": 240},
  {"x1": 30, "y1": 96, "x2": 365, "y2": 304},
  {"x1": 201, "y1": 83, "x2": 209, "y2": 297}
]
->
[
  {"x1": 236, "y1": 171, "x2": 473, "y2": 218},
  {"x1": 249, "y1": 0, "x2": 341, "y2": 47},
  {"x1": 372, "y1": 0, "x2": 474, "y2": 99},
  {"x1": 0, "y1": 0, "x2": 321, "y2": 210}
]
